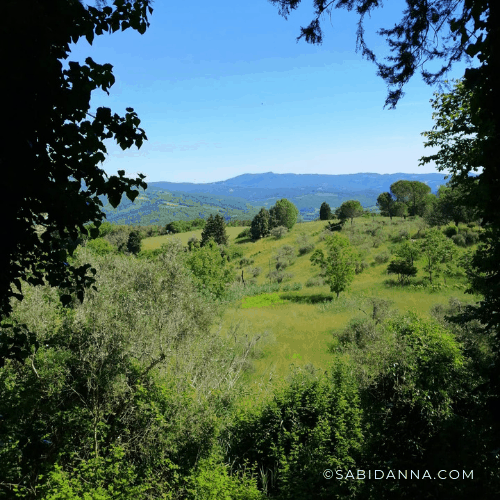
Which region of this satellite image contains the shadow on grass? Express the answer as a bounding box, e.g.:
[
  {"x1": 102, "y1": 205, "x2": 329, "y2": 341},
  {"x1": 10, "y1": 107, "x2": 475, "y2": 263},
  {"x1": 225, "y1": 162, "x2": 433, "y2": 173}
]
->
[
  {"x1": 235, "y1": 237, "x2": 254, "y2": 244},
  {"x1": 278, "y1": 293, "x2": 333, "y2": 304}
]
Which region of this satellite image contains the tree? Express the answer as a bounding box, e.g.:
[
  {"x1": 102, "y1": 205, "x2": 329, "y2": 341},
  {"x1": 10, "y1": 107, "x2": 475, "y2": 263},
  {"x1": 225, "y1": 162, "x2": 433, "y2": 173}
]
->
[
  {"x1": 376, "y1": 192, "x2": 396, "y2": 220},
  {"x1": 268, "y1": 0, "x2": 500, "y2": 467},
  {"x1": 1, "y1": 0, "x2": 152, "y2": 320},
  {"x1": 201, "y1": 214, "x2": 229, "y2": 247},
  {"x1": 390, "y1": 180, "x2": 431, "y2": 217},
  {"x1": 319, "y1": 201, "x2": 332, "y2": 220},
  {"x1": 418, "y1": 227, "x2": 456, "y2": 284},
  {"x1": 250, "y1": 208, "x2": 271, "y2": 239},
  {"x1": 335, "y1": 200, "x2": 363, "y2": 226},
  {"x1": 426, "y1": 182, "x2": 479, "y2": 227},
  {"x1": 394, "y1": 240, "x2": 421, "y2": 267},
  {"x1": 269, "y1": 199, "x2": 299, "y2": 230},
  {"x1": 387, "y1": 260, "x2": 418, "y2": 285},
  {"x1": 310, "y1": 233, "x2": 358, "y2": 298},
  {"x1": 185, "y1": 239, "x2": 233, "y2": 299},
  {"x1": 126, "y1": 230, "x2": 142, "y2": 255},
  {"x1": 392, "y1": 201, "x2": 409, "y2": 220}
]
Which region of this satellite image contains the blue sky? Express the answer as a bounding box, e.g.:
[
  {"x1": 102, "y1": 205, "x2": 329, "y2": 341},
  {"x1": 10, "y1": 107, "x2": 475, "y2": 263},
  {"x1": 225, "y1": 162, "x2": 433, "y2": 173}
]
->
[{"x1": 70, "y1": 0, "x2": 471, "y2": 183}]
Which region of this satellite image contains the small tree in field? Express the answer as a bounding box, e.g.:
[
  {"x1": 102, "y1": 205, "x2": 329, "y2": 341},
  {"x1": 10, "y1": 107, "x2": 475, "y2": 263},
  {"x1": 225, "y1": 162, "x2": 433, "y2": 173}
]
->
[
  {"x1": 419, "y1": 227, "x2": 456, "y2": 284},
  {"x1": 310, "y1": 233, "x2": 358, "y2": 298},
  {"x1": 319, "y1": 202, "x2": 332, "y2": 220},
  {"x1": 250, "y1": 208, "x2": 271, "y2": 239},
  {"x1": 269, "y1": 199, "x2": 299, "y2": 230},
  {"x1": 201, "y1": 214, "x2": 229, "y2": 247},
  {"x1": 376, "y1": 192, "x2": 396, "y2": 220},
  {"x1": 387, "y1": 259, "x2": 417, "y2": 285},
  {"x1": 335, "y1": 200, "x2": 363, "y2": 226}
]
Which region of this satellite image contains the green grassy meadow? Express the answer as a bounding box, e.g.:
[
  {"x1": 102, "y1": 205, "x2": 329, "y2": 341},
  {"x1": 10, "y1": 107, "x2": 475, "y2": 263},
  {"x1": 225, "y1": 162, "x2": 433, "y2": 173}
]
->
[{"x1": 142, "y1": 216, "x2": 481, "y2": 392}]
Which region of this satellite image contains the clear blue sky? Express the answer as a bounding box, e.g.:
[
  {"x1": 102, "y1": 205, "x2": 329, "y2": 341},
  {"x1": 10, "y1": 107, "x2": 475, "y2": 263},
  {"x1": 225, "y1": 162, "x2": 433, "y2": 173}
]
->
[{"x1": 70, "y1": 1, "x2": 471, "y2": 183}]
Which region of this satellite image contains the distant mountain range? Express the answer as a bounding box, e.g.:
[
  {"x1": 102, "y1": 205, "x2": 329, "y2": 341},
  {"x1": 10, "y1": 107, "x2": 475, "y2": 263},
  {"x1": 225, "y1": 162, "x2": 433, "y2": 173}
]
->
[{"x1": 102, "y1": 172, "x2": 451, "y2": 225}]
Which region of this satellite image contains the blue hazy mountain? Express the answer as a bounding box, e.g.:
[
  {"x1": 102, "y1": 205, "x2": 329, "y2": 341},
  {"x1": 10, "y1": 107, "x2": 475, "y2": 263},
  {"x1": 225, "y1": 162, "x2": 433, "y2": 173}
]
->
[{"x1": 102, "y1": 172, "x2": 451, "y2": 225}]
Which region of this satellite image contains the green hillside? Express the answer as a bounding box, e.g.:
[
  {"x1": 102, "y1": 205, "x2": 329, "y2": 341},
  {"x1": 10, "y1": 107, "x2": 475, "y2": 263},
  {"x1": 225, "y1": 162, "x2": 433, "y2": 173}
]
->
[{"x1": 142, "y1": 216, "x2": 481, "y2": 389}]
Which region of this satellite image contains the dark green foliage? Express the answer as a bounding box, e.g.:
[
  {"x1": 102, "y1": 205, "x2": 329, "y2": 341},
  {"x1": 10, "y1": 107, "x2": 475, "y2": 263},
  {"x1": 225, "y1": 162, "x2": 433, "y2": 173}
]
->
[
  {"x1": 390, "y1": 180, "x2": 432, "y2": 217},
  {"x1": 250, "y1": 208, "x2": 271, "y2": 239},
  {"x1": 227, "y1": 363, "x2": 362, "y2": 500},
  {"x1": 126, "y1": 230, "x2": 142, "y2": 255},
  {"x1": 269, "y1": 198, "x2": 299, "y2": 230},
  {"x1": 319, "y1": 201, "x2": 332, "y2": 220},
  {"x1": 361, "y1": 312, "x2": 494, "y2": 499},
  {"x1": 236, "y1": 227, "x2": 252, "y2": 239},
  {"x1": 324, "y1": 220, "x2": 345, "y2": 232},
  {"x1": 1, "y1": 0, "x2": 152, "y2": 317},
  {"x1": 387, "y1": 259, "x2": 417, "y2": 284},
  {"x1": 187, "y1": 236, "x2": 201, "y2": 251},
  {"x1": 201, "y1": 214, "x2": 229, "y2": 247},
  {"x1": 376, "y1": 192, "x2": 396, "y2": 220}
]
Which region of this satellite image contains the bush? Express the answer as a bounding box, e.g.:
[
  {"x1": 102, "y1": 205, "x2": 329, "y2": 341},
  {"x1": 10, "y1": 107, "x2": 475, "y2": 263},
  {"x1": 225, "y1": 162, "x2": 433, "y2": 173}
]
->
[
  {"x1": 337, "y1": 317, "x2": 379, "y2": 350},
  {"x1": 305, "y1": 276, "x2": 324, "y2": 287},
  {"x1": 451, "y1": 233, "x2": 467, "y2": 247},
  {"x1": 443, "y1": 225, "x2": 458, "y2": 238},
  {"x1": 464, "y1": 231, "x2": 479, "y2": 246},
  {"x1": 392, "y1": 228, "x2": 410, "y2": 242},
  {"x1": 226, "y1": 364, "x2": 362, "y2": 500},
  {"x1": 354, "y1": 260, "x2": 369, "y2": 275},
  {"x1": 236, "y1": 227, "x2": 251, "y2": 239},
  {"x1": 374, "y1": 251, "x2": 390, "y2": 265},
  {"x1": 270, "y1": 226, "x2": 288, "y2": 239},
  {"x1": 249, "y1": 266, "x2": 262, "y2": 278},
  {"x1": 187, "y1": 236, "x2": 201, "y2": 251},
  {"x1": 298, "y1": 243, "x2": 315, "y2": 255},
  {"x1": 86, "y1": 237, "x2": 116, "y2": 256},
  {"x1": 282, "y1": 282, "x2": 303, "y2": 291},
  {"x1": 267, "y1": 270, "x2": 294, "y2": 283}
]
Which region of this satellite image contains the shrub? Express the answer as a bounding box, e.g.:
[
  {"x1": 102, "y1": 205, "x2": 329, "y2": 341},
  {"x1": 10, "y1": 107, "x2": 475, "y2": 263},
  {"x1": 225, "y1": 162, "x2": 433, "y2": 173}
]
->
[
  {"x1": 374, "y1": 251, "x2": 390, "y2": 265},
  {"x1": 236, "y1": 227, "x2": 251, "y2": 239},
  {"x1": 451, "y1": 233, "x2": 467, "y2": 247},
  {"x1": 249, "y1": 266, "x2": 262, "y2": 278},
  {"x1": 392, "y1": 228, "x2": 410, "y2": 242},
  {"x1": 273, "y1": 245, "x2": 296, "y2": 270},
  {"x1": 282, "y1": 282, "x2": 303, "y2": 291},
  {"x1": 337, "y1": 317, "x2": 379, "y2": 350},
  {"x1": 443, "y1": 225, "x2": 458, "y2": 238},
  {"x1": 298, "y1": 243, "x2": 315, "y2": 255},
  {"x1": 267, "y1": 270, "x2": 294, "y2": 283},
  {"x1": 270, "y1": 226, "x2": 288, "y2": 239},
  {"x1": 86, "y1": 237, "x2": 116, "y2": 256},
  {"x1": 305, "y1": 276, "x2": 324, "y2": 287},
  {"x1": 464, "y1": 231, "x2": 479, "y2": 246},
  {"x1": 187, "y1": 236, "x2": 201, "y2": 251},
  {"x1": 227, "y1": 364, "x2": 362, "y2": 500},
  {"x1": 354, "y1": 260, "x2": 369, "y2": 275}
]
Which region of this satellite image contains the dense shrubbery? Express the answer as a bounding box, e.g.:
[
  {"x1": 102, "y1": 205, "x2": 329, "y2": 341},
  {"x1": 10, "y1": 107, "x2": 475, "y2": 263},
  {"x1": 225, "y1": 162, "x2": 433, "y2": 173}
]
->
[{"x1": 227, "y1": 363, "x2": 362, "y2": 500}]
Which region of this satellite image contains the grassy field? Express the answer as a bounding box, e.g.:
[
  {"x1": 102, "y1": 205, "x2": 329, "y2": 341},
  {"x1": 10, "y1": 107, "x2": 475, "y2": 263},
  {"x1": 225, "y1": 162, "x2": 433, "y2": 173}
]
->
[{"x1": 142, "y1": 216, "x2": 481, "y2": 392}]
